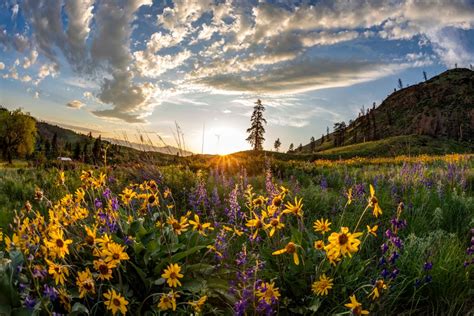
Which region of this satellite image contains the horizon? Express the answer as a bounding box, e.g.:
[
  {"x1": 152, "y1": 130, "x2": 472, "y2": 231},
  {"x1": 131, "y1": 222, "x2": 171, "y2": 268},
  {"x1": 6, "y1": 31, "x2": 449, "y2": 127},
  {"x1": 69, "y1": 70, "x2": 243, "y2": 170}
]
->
[{"x1": 1, "y1": 1, "x2": 474, "y2": 154}]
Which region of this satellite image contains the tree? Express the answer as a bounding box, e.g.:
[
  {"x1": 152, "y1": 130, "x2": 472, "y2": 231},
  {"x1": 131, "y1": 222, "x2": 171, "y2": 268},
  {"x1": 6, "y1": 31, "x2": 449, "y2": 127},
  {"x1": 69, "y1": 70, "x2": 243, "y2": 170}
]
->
[
  {"x1": 73, "y1": 142, "x2": 81, "y2": 160},
  {"x1": 273, "y1": 138, "x2": 281, "y2": 152},
  {"x1": 288, "y1": 143, "x2": 294, "y2": 152},
  {"x1": 92, "y1": 135, "x2": 102, "y2": 164},
  {"x1": 51, "y1": 132, "x2": 58, "y2": 158},
  {"x1": 333, "y1": 121, "x2": 347, "y2": 147},
  {"x1": 321, "y1": 134, "x2": 325, "y2": 144},
  {"x1": 246, "y1": 99, "x2": 267, "y2": 151},
  {"x1": 423, "y1": 70, "x2": 428, "y2": 81},
  {"x1": 398, "y1": 78, "x2": 403, "y2": 90},
  {"x1": 298, "y1": 143, "x2": 303, "y2": 152},
  {"x1": 0, "y1": 108, "x2": 37, "y2": 163},
  {"x1": 310, "y1": 136, "x2": 316, "y2": 152}
]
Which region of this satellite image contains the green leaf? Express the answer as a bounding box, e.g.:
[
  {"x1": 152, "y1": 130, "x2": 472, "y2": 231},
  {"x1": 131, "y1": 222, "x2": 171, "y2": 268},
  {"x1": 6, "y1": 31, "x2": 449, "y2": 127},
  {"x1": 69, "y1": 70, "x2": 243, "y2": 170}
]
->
[{"x1": 70, "y1": 302, "x2": 89, "y2": 315}]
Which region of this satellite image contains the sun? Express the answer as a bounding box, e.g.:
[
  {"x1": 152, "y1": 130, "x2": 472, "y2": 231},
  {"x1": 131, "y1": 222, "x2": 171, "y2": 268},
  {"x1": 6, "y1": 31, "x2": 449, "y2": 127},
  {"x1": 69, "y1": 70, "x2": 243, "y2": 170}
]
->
[{"x1": 204, "y1": 125, "x2": 248, "y2": 155}]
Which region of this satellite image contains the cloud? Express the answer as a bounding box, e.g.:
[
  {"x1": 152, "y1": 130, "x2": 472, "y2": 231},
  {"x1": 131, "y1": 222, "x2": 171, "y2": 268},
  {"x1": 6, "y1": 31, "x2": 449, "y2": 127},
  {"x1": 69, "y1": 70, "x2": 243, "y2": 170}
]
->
[
  {"x1": 23, "y1": 50, "x2": 38, "y2": 69},
  {"x1": 0, "y1": 62, "x2": 4, "y2": 70},
  {"x1": 67, "y1": 100, "x2": 85, "y2": 109},
  {"x1": 193, "y1": 57, "x2": 408, "y2": 94}
]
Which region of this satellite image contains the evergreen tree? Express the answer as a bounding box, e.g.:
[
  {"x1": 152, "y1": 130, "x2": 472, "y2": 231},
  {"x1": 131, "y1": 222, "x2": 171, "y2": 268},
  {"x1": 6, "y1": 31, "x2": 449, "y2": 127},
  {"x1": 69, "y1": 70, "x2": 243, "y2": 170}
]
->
[
  {"x1": 398, "y1": 78, "x2": 403, "y2": 90},
  {"x1": 92, "y1": 135, "x2": 102, "y2": 164},
  {"x1": 321, "y1": 134, "x2": 325, "y2": 144},
  {"x1": 298, "y1": 143, "x2": 303, "y2": 152},
  {"x1": 288, "y1": 143, "x2": 294, "y2": 152},
  {"x1": 310, "y1": 136, "x2": 316, "y2": 152},
  {"x1": 423, "y1": 70, "x2": 428, "y2": 81},
  {"x1": 273, "y1": 138, "x2": 281, "y2": 152},
  {"x1": 73, "y1": 142, "x2": 81, "y2": 160},
  {"x1": 51, "y1": 132, "x2": 58, "y2": 158},
  {"x1": 246, "y1": 99, "x2": 267, "y2": 151}
]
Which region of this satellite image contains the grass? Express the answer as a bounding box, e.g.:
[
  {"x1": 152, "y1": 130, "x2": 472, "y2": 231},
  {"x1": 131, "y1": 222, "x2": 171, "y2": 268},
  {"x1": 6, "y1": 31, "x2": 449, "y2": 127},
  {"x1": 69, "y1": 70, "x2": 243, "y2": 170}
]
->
[{"x1": 0, "y1": 153, "x2": 473, "y2": 314}]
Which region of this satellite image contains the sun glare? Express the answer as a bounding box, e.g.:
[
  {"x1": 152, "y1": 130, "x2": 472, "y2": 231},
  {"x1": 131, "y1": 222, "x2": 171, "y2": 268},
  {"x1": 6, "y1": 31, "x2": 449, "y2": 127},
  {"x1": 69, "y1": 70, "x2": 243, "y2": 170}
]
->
[{"x1": 204, "y1": 125, "x2": 248, "y2": 155}]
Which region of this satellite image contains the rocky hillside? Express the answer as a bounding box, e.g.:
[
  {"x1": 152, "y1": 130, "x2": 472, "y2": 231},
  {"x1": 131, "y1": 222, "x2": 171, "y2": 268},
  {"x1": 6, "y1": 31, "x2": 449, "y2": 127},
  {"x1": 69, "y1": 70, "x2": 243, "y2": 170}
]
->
[{"x1": 302, "y1": 68, "x2": 474, "y2": 152}]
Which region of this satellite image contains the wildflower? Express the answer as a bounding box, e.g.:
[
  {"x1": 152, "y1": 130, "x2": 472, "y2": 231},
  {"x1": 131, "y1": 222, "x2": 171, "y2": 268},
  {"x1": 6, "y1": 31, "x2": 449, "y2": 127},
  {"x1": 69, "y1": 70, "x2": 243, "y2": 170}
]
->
[
  {"x1": 207, "y1": 245, "x2": 223, "y2": 259},
  {"x1": 162, "y1": 263, "x2": 184, "y2": 287},
  {"x1": 367, "y1": 225, "x2": 378, "y2": 237},
  {"x1": 101, "y1": 242, "x2": 130, "y2": 265},
  {"x1": 5, "y1": 233, "x2": 20, "y2": 252},
  {"x1": 158, "y1": 291, "x2": 180, "y2": 311},
  {"x1": 345, "y1": 295, "x2": 369, "y2": 315},
  {"x1": 246, "y1": 211, "x2": 267, "y2": 239},
  {"x1": 142, "y1": 192, "x2": 159, "y2": 208},
  {"x1": 189, "y1": 214, "x2": 214, "y2": 236},
  {"x1": 252, "y1": 196, "x2": 267, "y2": 208},
  {"x1": 272, "y1": 241, "x2": 300, "y2": 265},
  {"x1": 256, "y1": 282, "x2": 281, "y2": 304},
  {"x1": 325, "y1": 227, "x2": 362, "y2": 259},
  {"x1": 92, "y1": 173, "x2": 107, "y2": 189},
  {"x1": 167, "y1": 215, "x2": 189, "y2": 235},
  {"x1": 119, "y1": 188, "x2": 136, "y2": 205},
  {"x1": 313, "y1": 218, "x2": 331, "y2": 233},
  {"x1": 347, "y1": 187, "x2": 353, "y2": 205},
  {"x1": 279, "y1": 186, "x2": 289, "y2": 197},
  {"x1": 75, "y1": 188, "x2": 85, "y2": 203},
  {"x1": 282, "y1": 197, "x2": 303, "y2": 217},
  {"x1": 272, "y1": 195, "x2": 283, "y2": 207},
  {"x1": 189, "y1": 295, "x2": 207, "y2": 313},
  {"x1": 44, "y1": 229, "x2": 73, "y2": 259},
  {"x1": 368, "y1": 185, "x2": 382, "y2": 218},
  {"x1": 368, "y1": 280, "x2": 387, "y2": 300},
  {"x1": 58, "y1": 171, "x2": 65, "y2": 185},
  {"x1": 103, "y1": 289, "x2": 128, "y2": 315},
  {"x1": 93, "y1": 259, "x2": 116, "y2": 280},
  {"x1": 34, "y1": 187, "x2": 44, "y2": 201},
  {"x1": 265, "y1": 215, "x2": 285, "y2": 237},
  {"x1": 311, "y1": 274, "x2": 334, "y2": 296},
  {"x1": 46, "y1": 259, "x2": 69, "y2": 285},
  {"x1": 76, "y1": 268, "x2": 95, "y2": 298},
  {"x1": 314, "y1": 240, "x2": 325, "y2": 250}
]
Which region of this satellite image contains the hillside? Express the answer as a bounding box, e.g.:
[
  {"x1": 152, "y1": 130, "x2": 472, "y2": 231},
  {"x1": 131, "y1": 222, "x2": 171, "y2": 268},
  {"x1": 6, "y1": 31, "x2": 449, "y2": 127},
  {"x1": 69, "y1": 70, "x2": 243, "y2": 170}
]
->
[
  {"x1": 301, "y1": 68, "x2": 474, "y2": 152},
  {"x1": 36, "y1": 121, "x2": 192, "y2": 158}
]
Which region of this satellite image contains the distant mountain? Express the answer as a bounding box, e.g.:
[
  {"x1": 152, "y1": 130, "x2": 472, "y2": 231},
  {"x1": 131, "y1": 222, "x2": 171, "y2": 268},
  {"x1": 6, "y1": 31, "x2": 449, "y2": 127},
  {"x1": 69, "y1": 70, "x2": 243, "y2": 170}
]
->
[
  {"x1": 301, "y1": 68, "x2": 474, "y2": 153},
  {"x1": 103, "y1": 137, "x2": 193, "y2": 156},
  {"x1": 36, "y1": 121, "x2": 193, "y2": 157}
]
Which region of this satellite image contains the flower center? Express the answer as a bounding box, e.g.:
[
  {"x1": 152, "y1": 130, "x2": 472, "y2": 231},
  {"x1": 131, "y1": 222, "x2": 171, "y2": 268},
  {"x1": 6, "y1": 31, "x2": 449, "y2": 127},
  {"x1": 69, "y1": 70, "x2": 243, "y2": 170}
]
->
[
  {"x1": 255, "y1": 220, "x2": 263, "y2": 229},
  {"x1": 286, "y1": 243, "x2": 296, "y2": 253},
  {"x1": 113, "y1": 253, "x2": 120, "y2": 260},
  {"x1": 170, "y1": 272, "x2": 177, "y2": 279},
  {"x1": 113, "y1": 298, "x2": 121, "y2": 306},
  {"x1": 338, "y1": 233, "x2": 348, "y2": 245},
  {"x1": 85, "y1": 235, "x2": 94, "y2": 245},
  {"x1": 273, "y1": 197, "x2": 282, "y2": 207},
  {"x1": 172, "y1": 222, "x2": 181, "y2": 230},
  {"x1": 56, "y1": 238, "x2": 64, "y2": 248},
  {"x1": 99, "y1": 264, "x2": 109, "y2": 275},
  {"x1": 271, "y1": 219, "x2": 279, "y2": 226},
  {"x1": 148, "y1": 195, "x2": 156, "y2": 204}
]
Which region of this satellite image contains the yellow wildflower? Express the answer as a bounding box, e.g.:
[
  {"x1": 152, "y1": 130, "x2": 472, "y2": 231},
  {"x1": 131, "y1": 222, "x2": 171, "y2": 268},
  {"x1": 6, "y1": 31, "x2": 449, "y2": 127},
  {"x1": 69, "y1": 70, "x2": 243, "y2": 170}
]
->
[
  {"x1": 188, "y1": 295, "x2": 207, "y2": 313},
  {"x1": 312, "y1": 274, "x2": 334, "y2": 296},
  {"x1": 325, "y1": 227, "x2": 362, "y2": 259},
  {"x1": 345, "y1": 295, "x2": 369, "y2": 315},
  {"x1": 162, "y1": 263, "x2": 184, "y2": 288},
  {"x1": 367, "y1": 225, "x2": 378, "y2": 237},
  {"x1": 189, "y1": 214, "x2": 214, "y2": 236},
  {"x1": 76, "y1": 268, "x2": 95, "y2": 298},
  {"x1": 46, "y1": 259, "x2": 69, "y2": 285},
  {"x1": 158, "y1": 291, "x2": 180, "y2": 311},
  {"x1": 272, "y1": 241, "x2": 300, "y2": 265},
  {"x1": 167, "y1": 215, "x2": 189, "y2": 235},
  {"x1": 313, "y1": 218, "x2": 331, "y2": 233},
  {"x1": 44, "y1": 229, "x2": 73, "y2": 259},
  {"x1": 369, "y1": 185, "x2": 382, "y2": 218},
  {"x1": 256, "y1": 282, "x2": 281, "y2": 304},
  {"x1": 103, "y1": 289, "x2": 128, "y2": 315},
  {"x1": 282, "y1": 197, "x2": 303, "y2": 217}
]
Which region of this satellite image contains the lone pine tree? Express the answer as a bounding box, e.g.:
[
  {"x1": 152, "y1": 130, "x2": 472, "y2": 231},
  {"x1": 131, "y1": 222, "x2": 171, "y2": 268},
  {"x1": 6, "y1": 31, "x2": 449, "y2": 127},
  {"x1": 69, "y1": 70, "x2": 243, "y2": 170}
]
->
[{"x1": 246, "y1": 99, "x2": 267, "y2": 151}]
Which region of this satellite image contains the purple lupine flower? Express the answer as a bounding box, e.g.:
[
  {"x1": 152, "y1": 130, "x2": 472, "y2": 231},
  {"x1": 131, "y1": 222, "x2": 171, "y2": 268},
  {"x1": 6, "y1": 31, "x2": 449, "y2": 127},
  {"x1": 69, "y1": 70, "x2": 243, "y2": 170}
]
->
[
  {"x1": 423, "y1": 261, "x2": 433, "y2": 271},
  {"x1": 94, "y1": 198, "x2": 103, "y2": 209},
  {"x1": 24, "y1": 295, "x2": 36, "y2": 309},
  {"x1": 44, "y1": 284, "x2": 58, "y2": 301},
  {"x1": 103, "y1": 188, "x2": 112, "y2": 200}
]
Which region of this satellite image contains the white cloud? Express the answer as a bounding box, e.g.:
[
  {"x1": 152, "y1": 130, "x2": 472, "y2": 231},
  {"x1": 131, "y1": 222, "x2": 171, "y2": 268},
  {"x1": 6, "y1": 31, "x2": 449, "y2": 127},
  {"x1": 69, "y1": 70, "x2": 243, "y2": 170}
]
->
[
  {"x1": 67, "y1": 100, "x2": 86, "y2": 109},
  {"x1": 0, "y1": 62, "x2": 4, "y2": 70}
]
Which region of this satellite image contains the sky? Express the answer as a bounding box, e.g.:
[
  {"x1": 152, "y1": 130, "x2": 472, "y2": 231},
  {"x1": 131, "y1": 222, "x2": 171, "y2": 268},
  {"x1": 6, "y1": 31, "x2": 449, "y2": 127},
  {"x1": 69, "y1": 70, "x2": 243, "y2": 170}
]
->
[{"x1": 1, "y1": 0, "x2": 474, "y2": 154}]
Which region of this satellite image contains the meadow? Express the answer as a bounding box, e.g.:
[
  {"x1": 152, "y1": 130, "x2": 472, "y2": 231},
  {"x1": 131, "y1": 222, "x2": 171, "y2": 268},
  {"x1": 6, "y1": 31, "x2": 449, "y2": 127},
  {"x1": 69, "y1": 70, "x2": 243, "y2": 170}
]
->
[{"x1": 0, "y1": 153, "x2": 473, "y2": 315}]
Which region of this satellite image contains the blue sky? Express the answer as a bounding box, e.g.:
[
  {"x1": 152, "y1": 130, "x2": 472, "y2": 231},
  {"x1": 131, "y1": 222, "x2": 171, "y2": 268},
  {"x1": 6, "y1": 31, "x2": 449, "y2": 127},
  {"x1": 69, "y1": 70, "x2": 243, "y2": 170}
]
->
[{"x1": 1, "y1": 0, "x2": 473, "y2": 154}]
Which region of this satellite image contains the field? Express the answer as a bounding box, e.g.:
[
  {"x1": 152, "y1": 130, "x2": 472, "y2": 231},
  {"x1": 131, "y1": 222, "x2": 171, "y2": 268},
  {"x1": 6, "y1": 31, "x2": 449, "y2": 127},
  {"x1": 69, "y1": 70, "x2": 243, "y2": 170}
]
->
[{"x1": 0, "y1": 153, "x2": 473, "y2": 315}]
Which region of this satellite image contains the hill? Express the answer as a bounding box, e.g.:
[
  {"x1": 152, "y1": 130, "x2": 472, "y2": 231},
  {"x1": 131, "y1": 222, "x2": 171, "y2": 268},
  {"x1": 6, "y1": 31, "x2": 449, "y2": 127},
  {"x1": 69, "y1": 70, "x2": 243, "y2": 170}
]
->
[{"x1": 300, "y1": 68, "x2": 474, "y2": 153}]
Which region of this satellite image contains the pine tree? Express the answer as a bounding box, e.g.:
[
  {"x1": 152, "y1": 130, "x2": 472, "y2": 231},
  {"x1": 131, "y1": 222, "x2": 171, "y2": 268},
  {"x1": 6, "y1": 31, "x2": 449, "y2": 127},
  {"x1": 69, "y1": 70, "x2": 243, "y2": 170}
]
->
[
  {"x1": 310, "y1": 136, "x2": 316, "y2": 152},
  {"x1": 398, "y1": 78, "x2": 403, "y2": 90},
  {"x1": 246, "y1": 99, "x2": 267, "y2": 151},
  {"x1": 51, "y1": 132, "x2": 58, "y2": 158},
  {"x1": 274, "y1": 138, "x2": 281, "y2": 152},
  {"x1": 288, "y1": 143, "x2": 294, "y2": 152},
  {"x1": 73, "y1": 142, "x2": 81, "y2": 160},
  {"x1": 423, "y1": 71, "x2": 428, "y2": 81},
  {"x1": 92, "y1": 135, "x2": 102, "y2": 164}
]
